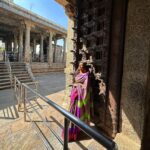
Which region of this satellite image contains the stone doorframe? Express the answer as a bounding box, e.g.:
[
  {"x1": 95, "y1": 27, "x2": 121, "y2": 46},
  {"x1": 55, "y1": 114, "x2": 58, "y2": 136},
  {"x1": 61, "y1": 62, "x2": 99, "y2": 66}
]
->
[{"x1": 106, "y1": 0, "x2": 128, "y2": 137}]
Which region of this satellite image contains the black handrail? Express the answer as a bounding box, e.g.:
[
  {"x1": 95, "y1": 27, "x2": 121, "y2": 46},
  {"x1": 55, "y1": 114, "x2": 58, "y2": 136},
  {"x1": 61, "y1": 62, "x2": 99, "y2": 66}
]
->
[{"x1": 22, "y1": 83, "x2": 117, "y2": 150}]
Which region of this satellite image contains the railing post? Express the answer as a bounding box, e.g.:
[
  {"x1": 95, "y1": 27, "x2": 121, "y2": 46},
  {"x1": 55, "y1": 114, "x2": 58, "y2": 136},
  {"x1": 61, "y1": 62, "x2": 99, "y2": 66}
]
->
[
  {"x1": 18, "y1": 82, "x2": 21, "y2": 111},
  {"x1": 35, "y1": 82, "x2": 38, "y2": 101},
  {"x1": 23, "y1": 86, "x2": 26, "y2": 122},
  {"x1": 64, "y1": 118, "x2": 69, "y2": 150},
  {"x1": 14, "y1": 77, "x2": 16, "y2": 92}
]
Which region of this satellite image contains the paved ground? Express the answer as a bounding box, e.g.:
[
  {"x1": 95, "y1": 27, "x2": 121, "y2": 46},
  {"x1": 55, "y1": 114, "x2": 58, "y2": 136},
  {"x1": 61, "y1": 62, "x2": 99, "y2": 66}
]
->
[
  {"x1": 35, "y1": 72, "x2": 65, "y2": 96},
  {"x1": 0, "y1": 72, "x2": 106, "y2": 150}
]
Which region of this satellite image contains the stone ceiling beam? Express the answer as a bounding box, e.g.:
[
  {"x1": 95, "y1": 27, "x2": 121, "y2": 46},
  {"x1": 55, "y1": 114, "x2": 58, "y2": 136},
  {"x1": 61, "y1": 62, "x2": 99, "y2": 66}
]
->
[
  {"x1": 0, "y1": 1, "x2": 67, "y2": 35},
  {"x1": 0, "y1": 16, "x2": 20, "y2": 26}
]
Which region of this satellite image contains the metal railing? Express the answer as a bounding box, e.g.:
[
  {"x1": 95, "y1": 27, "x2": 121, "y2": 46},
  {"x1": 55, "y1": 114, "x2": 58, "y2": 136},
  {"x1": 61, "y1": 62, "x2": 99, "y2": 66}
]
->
[
  {"x1": 14, "y1": 77, "x2": 117, "y2": 150},
  {"x1": 5, "y1": 51, "x2": 13, "y2": 87},
  {"x1": 14, "y1": 76, "x2": 39, "y2": 111}
]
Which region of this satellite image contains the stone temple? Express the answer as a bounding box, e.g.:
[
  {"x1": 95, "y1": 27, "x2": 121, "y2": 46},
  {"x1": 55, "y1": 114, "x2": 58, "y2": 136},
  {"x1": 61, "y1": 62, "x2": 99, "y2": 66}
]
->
[
  {"x1": 0, "y1": 0, "x2": 67, "y2": 73},
  {"x1": 0, "y1": 0, "x2": 149, "y2": 150}
]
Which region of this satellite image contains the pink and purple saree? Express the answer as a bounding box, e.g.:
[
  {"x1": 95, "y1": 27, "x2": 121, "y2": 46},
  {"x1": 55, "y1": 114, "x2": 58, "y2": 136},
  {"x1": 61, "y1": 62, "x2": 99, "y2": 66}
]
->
[{"x1": 67, "y1": 71, "x2": 93, "y2": 141}]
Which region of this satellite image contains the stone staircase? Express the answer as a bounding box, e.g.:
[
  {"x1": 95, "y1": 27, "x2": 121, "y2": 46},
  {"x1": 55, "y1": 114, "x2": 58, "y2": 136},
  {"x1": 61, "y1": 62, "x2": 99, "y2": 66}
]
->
[
  {"x1": 0, "y1": 62, "x2": 34, "y2": 90},
  {"x1": 11, "y1": 62, "x2": 33, "y2": 83},
  {"x1": 0, "y1": 62, "x2": 11, "y2": 90}
]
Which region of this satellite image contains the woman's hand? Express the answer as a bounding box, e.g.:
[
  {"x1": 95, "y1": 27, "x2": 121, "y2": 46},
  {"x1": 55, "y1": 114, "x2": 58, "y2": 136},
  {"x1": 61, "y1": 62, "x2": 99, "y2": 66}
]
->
[{"x1": 73, "y1": 82, "x2": 84, "y2": 88}]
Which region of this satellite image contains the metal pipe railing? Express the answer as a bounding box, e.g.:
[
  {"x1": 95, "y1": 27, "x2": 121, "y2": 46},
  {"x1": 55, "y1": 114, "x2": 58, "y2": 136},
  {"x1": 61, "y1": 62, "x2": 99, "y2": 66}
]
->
[
  {"x1": 22, "y1": 83, "x2": 117, "y2": 150},
  {"x1": 14, "y1": 76, "x2": 39, "y2": 111},
  {"x1": 14, "y1": 76, "x2": 21, "y2": 110},
  {"x1": 5, "y1": 51, "x2": 13, "y2": 87}
]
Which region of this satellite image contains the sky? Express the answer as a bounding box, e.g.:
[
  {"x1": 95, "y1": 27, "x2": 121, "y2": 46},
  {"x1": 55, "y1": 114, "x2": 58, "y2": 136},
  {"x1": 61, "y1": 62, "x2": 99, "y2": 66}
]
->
[{"x1": 13, "y1": 0, "x2": 68, "y2": 29}]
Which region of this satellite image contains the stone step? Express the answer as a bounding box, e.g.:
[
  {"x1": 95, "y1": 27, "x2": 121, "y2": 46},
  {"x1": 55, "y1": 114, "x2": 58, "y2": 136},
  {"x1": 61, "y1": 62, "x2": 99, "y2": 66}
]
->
[
  {"x1": 0, "y1": 84, "x2": 11, "y2": 90},
  {"x1": 11, "y1": 69, "x2": 26, "y2": 72},
  {"x1": 0, "y1": 69, "x2": 8, "y2": 72},
  {"x1": 12, "y1": 71, "x2": 28, "y2": 74},
  {"x1": 0, "y1": 75, "x2": 10, "y2": 79},
  {"x1": 11, "y1": 61, "x2": 25, "y2": 63},
  {"x1": 0, "y1": 68, "x2": 7, "y2": 70},
  {"x1": 0, "y1": 81, "x2": 11, "y2": 85},
  {"x1": 11, "y1": 66, "x2": 25, "y2": 69},
  {"x1": 0, "y1": 72, "x2": 9, "y2": 75},
  {"x1": 0, "y1": 66, "x2": 7, "y2": 68},
  {"x1": 11, "y1": 63, "x2": 25, "y2": 66},
  {"x1": 0, "y1": 62, "x2": 5, "y2": 64},
  {"x1": 0, "y1": 78, "x2": 10, "y2": 82},
  {"x1": 11, "y1": 65, "x2": 26, "y2": 68}
]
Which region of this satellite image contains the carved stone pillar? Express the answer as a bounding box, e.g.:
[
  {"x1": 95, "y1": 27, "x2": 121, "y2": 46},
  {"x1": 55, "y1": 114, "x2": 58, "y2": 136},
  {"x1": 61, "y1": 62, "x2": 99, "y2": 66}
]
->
[
  {"x1": 33, "y1": 39, "x2": 36, "y2": 55},
  {"x1": 63, "y1": 37, "x2": 66, "y2": 63},
  {"x1": 19, "y1": 28, "x2": 23, "y2": 61},
  {"x1": 24, "y1": 23, "x2": 31, "y2": 62},
  {"x1": 48, "y1": 32, "x2": 53, "y2": 65},
  {"x1": 53, "y1": 37, "x2": 57, "y2": 63},
  {"x1": 14, "y1": 33, "x2": 18, "y2": 52},
  {"x1": 40, "y1": 34, "x2": 44, "y2": 62},
  {"x1": 33, "y1": 38, "x2": 36, "y2": 61},
  {"x1": 7, "y1": 36, "x2": 12, "y2": 52}
]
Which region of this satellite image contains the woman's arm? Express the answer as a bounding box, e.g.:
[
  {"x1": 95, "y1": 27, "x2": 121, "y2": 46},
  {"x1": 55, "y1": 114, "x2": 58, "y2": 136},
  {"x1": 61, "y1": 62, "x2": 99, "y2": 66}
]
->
[{"x1": 73, "y1": 82, "x2": 83, "y2": 87}]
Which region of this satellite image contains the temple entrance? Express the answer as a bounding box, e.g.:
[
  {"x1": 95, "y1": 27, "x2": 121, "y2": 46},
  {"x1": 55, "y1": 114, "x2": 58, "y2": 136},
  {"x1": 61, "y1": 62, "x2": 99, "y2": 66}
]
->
[{"x1": 69, "y1": 0, "x2": 127, "y2": 138}]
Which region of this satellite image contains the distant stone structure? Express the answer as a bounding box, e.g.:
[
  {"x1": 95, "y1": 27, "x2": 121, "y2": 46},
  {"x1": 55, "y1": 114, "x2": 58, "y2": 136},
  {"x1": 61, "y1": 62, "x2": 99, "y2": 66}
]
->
[
  {"x1": 56, "y1": 0, "x2": 150, "y2": 150},
  {"x1": 0, "y1": 0, "x2": 67, "y2": 73}
]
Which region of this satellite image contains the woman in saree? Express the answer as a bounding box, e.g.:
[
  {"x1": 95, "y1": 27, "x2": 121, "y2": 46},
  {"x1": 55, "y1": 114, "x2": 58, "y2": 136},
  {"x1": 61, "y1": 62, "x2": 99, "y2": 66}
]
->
[{"x1": 63, "y1": 62, "x2": 93, "y2": 141}]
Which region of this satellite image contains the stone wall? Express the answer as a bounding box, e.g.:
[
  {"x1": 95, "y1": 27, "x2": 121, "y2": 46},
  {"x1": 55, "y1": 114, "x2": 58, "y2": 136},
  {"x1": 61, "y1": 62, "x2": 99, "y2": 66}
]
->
[
  {"x1": 115, "y1": 0, "x2": 150, "y2": 149},
  {"x1": 57, "y1": 0, "x2": 150, "y2": 149},
  {"x1": 31, "y1": 63, "x2": 65, "y2": 74},
  {"x1": 64, "y1": 18, "x2": 74, "y2": 104},
  {"x1": 53, "y1": 45, "x2": 63, "y2": 63}
]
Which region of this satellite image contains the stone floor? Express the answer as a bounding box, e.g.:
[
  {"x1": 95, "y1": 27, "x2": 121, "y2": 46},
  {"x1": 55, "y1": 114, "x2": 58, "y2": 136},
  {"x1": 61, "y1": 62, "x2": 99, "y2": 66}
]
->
[{"x1": 0, "y1": 72, "x2": 106, "y2": 150}]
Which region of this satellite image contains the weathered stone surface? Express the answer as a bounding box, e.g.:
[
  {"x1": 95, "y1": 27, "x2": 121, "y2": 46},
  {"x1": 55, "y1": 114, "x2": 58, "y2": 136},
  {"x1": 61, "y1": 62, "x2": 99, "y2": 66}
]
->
[
  {"x1": 64, "y1": 19, "x2": 74, "y2": 105},
  {"x1": 116, "y1": 0, "x2": 150, "y2": 149},
  {"x1": 31, "y1": 63, "x2": 65, "y2": 74}
]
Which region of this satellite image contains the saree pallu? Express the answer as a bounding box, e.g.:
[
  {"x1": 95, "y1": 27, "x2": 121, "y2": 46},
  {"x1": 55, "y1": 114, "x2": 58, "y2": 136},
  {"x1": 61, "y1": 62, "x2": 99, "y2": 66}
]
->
[{"x1": 67, "y1": 72, "x2": 93, "y2": 141}]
